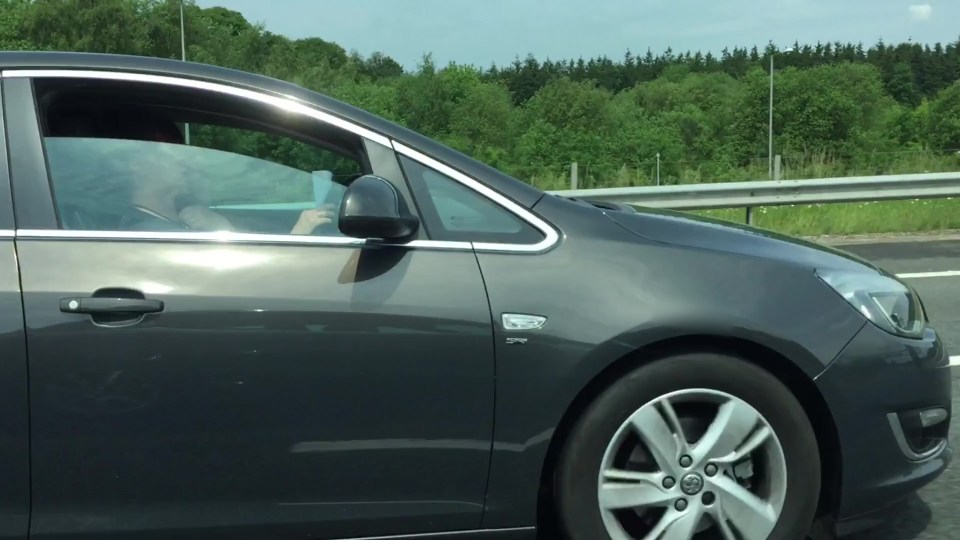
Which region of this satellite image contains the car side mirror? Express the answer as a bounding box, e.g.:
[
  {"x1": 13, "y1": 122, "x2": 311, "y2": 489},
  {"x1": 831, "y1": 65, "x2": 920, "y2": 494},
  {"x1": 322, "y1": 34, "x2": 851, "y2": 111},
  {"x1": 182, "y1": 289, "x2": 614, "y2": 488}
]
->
[{"x1": 338, "y1": 175, "x2": 419, "y2": 241}]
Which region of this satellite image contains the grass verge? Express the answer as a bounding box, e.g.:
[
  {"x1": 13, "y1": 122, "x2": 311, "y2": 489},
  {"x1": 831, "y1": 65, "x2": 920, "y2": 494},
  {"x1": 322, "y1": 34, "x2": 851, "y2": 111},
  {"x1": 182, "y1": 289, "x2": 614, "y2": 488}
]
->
[{"x1": 688, "y1": 198, "x2": 960, "y2": 237}]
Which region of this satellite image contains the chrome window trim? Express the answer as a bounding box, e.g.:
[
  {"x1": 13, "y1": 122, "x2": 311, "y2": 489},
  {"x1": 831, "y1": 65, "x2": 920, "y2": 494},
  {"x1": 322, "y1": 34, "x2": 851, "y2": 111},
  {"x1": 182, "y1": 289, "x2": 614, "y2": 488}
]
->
[
  {"x1": 1, "y1": 69, "x2": 393, "y2": 149},
  {"x1": 0, "y1": 230, "x2": 14, "y2": 238},
  {"x1": 405, "y1": 239, "x2": 473, "y2": 250},
  {"x1": 5, "y1": 69, "x2": 559, "y2": 254},
  {"x1": 15, "y1": 229, "x2": 472, "y2": 251},
  {"x1": 392, "y1": 142, "x2": 560, "y2": 253}
]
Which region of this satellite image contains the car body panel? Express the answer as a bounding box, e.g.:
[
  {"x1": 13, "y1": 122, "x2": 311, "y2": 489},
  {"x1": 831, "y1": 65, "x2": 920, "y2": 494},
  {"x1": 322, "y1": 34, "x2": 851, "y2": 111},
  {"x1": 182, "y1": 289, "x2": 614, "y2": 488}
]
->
[
  {"x1": 0, "y1": 240, "x2": 29, "y2": 540},
  {"x1": 18, "y1": 240, "x2": 495, "y2": 540},
  {"x1": 479, "y1": 194, "x2": 869, "y2": 528},
  {"x1": 0, "y1": 80, "x2": 29, "y2": 540},
  {"x1": 3, "y1": 77, "x2": 57, "y2": 229},
  {"x1": 0, "y1": 80, "x2": 15, "y2": 231},
  {"x1": 815, "y1": 322, "x2": 952, "y2": 524},
  {"x1": 604, "y1": 204, "x2": 883, "y2": 273}
]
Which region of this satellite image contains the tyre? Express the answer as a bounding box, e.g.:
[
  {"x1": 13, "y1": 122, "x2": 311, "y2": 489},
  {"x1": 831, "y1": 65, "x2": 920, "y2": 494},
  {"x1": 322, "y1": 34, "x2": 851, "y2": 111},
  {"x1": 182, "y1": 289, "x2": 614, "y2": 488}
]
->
[{"x1": 556, "y1": 353, "x2": 820, "y2": 540}]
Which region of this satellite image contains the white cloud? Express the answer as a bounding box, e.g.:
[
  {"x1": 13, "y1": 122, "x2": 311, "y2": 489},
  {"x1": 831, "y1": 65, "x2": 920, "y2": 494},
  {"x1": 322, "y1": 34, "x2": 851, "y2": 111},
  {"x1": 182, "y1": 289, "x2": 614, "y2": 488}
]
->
[{"x1": 909, "y1": 4, "x2": 933, "y2": 21}]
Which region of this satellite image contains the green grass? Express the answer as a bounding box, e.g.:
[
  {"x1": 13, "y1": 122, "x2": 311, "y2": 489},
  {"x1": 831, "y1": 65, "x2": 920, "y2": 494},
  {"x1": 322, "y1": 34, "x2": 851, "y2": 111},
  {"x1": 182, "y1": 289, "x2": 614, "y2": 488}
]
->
[{"x1": 689, "y1": 198, "x2": 960, "y2": 237}]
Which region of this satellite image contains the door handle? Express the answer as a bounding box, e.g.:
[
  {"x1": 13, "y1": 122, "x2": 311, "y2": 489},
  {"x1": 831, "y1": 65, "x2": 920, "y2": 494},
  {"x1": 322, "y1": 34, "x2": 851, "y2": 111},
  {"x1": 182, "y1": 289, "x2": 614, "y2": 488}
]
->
[{"x1": 60, "y1": 297, "x2": 164, "y2": 315}]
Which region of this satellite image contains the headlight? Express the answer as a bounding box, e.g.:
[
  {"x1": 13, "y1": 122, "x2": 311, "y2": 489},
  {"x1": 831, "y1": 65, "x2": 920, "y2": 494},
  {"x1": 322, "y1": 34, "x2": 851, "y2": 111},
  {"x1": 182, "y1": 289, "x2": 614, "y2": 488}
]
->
[{"x1": 816, "y1": 269, "x2": 926, "y2": 339}]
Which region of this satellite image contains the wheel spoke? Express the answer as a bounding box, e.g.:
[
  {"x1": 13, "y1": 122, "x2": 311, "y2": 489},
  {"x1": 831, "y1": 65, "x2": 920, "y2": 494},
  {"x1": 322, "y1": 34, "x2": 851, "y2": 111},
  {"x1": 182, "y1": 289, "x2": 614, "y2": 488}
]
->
[
  {"x1": 712, "y1": 509, "x2": 739, "y2": 540},
  {"x1": 659, "y1": 398, "x2": 691, "y2": 455},
  {"x1": 691, "y1": 399, "x2": 760, "y2": 466},
  {"x1": 645, "y1": 509, "x2": 701, "y2": 540},
  {"x1": 603, "y1": 469, "x2": 662, "y2": 482},
  {"x1": 599, "y1": 470, "x2": 673, "y2": 510},
  {"x1": 712, "y1": 475, "x2": 778, "y2": 540},
  {"x1": 628, "y1": 405, "x2": 682, "y2": 474},
  {"x1": 713, "y1": 425, "x2": 772, "y2": 465},
  {"x1": 661, "y1": 508, "x2": 704, "y2": 540}
]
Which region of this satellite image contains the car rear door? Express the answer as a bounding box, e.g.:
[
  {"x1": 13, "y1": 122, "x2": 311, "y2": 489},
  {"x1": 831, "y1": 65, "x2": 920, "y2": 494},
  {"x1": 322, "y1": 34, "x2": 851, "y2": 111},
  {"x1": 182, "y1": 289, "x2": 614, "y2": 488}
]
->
[
  {"x1": 0, "y1": 76, "x2": 31, "y2": 540},
  {"x1": 4, "y1": 70, "x2": 495, "y2": 540}
]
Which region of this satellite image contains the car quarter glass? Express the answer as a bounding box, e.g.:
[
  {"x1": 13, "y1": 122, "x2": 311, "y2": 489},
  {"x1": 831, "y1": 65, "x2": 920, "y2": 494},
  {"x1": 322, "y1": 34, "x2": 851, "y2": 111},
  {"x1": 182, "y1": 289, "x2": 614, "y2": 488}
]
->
[{"x1": 397, "y1": 155, "x2": 544, "y2": 245}]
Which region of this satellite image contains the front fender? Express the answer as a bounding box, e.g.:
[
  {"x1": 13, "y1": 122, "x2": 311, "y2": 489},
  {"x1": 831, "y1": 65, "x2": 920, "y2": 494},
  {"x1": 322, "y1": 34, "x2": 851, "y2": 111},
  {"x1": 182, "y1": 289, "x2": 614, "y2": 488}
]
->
[{"x1": 476, "y1": 195, "x2": 866, "y2": 529}]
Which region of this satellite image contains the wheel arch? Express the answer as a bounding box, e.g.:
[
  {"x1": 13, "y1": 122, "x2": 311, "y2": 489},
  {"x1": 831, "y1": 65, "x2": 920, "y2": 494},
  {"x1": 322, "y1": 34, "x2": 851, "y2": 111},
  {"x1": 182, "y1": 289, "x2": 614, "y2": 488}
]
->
[{"x1": 535, "y1": 333, "x2": 843, "y2": 536}]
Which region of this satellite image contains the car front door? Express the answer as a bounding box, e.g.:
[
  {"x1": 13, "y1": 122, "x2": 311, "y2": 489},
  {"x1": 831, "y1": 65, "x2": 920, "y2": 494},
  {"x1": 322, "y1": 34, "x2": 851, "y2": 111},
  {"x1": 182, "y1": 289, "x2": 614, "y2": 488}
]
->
[{"x1": 4, "y1": 71, "x2": 495, "y2": 540}]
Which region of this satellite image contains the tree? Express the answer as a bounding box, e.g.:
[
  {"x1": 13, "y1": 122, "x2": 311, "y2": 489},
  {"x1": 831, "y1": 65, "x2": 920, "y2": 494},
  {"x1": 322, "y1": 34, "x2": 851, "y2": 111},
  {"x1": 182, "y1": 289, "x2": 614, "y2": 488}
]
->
[
  {"x1": 20, "y1": 0, "x2": 148, "y2": 54},
  {"x1": 887, "y1": 63, "x2": 921, "y2": 106},
  {"x1": 513, "y1": 78, "x2": 614, "y2": 181},
  {"x1": 359, "y1": 52, "x2": 403, "y2": 80},
  {"x1": 447, "y1": 82, "x2": 515, "y2": 167},
  {"x1": 928, "y1": 82, "x2": 960, "y2": 150},
  {"x1": 393, "y1": 54, "x2": 462, "y2": 136},
  {"x1": 0, "y1": 0, "x2": 34, "y2": 50},
  {"x1": 733, "y1": 63, "x2": 898, "y2": 161}
]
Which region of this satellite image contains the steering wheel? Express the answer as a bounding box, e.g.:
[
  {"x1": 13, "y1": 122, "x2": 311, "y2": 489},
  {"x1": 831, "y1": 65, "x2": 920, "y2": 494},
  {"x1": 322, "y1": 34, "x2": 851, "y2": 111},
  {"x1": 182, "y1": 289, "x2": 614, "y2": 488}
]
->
[{"x1": 125, "y1": 204, "x2": 189, "y2": 230}]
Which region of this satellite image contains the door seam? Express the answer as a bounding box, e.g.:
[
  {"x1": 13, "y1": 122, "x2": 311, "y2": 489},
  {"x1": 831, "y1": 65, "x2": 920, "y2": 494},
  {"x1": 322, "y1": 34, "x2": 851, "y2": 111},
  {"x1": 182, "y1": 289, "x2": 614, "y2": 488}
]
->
[
  {"x1": 10, "y1": 238, "x2": 32, "y2": 539},
  {"x1": 472, "y1": 247, "x2": 499, "y2": 530}
]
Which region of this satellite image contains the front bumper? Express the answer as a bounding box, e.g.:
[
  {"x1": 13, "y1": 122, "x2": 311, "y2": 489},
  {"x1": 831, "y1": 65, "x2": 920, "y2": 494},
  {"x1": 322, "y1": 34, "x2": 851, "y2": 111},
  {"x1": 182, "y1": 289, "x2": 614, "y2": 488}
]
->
[{"x1": 815, "y1": 321, "x2": 952, "y2": 533}]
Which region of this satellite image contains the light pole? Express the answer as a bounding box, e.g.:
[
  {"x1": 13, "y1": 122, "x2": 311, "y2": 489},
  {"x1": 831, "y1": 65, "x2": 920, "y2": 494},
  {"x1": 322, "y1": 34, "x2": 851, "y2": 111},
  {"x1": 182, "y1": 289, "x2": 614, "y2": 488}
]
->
[
  {"x1": 180, "y1": 0, "x2": 191, "y2": 144},
  {"x1": 179, "y1": 0, "x2": 186, "y2": 63},
  {"x1": 769, "y1": 47, "x2": 793, "y2": 179}
]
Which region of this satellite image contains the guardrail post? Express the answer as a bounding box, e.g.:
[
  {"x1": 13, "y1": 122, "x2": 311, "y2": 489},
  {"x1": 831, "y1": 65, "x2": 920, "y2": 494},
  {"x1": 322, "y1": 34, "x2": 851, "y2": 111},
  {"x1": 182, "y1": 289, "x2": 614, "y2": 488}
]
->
[
  {"x1": 570, "y1": 162, "x2": 578, "y2": 190},
  {"x1": 656, "y1": 153, "x2": 661, "y2": 186},
  {"x1": 774, "y1": 155, "x2": 782, "y2": 181},
  {"x1": 745, "y1": 206, "x2": 753, "y2": 225}
]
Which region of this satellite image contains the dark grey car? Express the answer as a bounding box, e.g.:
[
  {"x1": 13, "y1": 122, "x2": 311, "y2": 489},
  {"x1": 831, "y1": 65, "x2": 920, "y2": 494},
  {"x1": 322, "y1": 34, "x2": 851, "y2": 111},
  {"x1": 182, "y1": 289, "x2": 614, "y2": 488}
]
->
[{"x1": 0, "y1": 51, "x2": 949, "y2": 540}]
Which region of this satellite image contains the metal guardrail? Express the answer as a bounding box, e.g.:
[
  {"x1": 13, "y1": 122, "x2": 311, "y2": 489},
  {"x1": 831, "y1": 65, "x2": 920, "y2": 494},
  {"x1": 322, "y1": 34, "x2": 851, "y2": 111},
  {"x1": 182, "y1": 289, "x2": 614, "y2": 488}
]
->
[{"x1": 548, "y1": 171, "x2": 960, "y2": 223}]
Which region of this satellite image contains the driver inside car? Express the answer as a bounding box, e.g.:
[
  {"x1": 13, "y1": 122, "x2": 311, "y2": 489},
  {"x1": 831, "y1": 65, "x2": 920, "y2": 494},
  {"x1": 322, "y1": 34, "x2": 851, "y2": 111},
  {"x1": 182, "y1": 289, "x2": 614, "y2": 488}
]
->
[{"x1": 105, "y1": 111, "x2": 336, "y2": 235}]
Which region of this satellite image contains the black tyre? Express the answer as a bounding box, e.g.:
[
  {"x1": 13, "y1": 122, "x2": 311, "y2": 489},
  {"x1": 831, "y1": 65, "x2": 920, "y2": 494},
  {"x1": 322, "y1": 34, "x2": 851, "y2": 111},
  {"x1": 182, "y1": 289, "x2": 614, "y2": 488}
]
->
[{"x1": 556, "y1": 353, "x2": 820, "y2": 540}]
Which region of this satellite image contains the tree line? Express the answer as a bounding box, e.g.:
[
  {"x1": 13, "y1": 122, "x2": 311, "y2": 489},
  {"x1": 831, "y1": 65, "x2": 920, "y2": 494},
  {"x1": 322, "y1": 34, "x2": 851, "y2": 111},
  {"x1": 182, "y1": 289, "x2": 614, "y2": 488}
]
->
[
  {"x1": 2, "y1": 0, "x2": 960, "y2": 188},
  {"x1": 491, "y1": 40, "x2": 960, "y2": 106}
]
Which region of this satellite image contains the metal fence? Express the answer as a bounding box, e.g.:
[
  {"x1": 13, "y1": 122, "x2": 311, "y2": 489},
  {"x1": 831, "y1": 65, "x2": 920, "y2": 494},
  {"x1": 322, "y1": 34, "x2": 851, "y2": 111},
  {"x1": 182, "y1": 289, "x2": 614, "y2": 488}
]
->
[{"x1": 548, "y1": 172, "x2": 960, "y2": 223}]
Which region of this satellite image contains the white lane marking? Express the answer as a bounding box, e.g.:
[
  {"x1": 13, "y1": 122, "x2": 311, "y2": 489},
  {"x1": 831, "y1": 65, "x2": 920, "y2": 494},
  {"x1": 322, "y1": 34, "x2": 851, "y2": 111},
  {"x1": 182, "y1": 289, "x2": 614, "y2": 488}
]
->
[
  {"x1": 951, "y1": 356, "x2": 960, "y2": 367},
  {"x1": 897, "y1": 271, "x2": 960, "y2": 279}
]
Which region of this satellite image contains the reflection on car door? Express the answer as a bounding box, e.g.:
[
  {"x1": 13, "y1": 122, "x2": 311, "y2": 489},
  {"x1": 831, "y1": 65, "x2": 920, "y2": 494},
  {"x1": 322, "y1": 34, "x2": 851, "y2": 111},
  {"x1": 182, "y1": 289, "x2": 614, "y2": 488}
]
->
[
  {"x1": 6, "y1": 74, "x2": 495, "y2": 539},
  {"x1": 0, "y1": 82, "x2": 30, "y2": 540}
]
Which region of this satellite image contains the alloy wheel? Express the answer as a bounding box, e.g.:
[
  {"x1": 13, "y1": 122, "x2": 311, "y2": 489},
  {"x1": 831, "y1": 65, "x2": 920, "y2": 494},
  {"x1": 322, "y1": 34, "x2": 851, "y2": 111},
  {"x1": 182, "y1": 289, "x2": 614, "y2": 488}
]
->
[{"x1": 597, "y1": 388, "x2": 788, "y2": 540}]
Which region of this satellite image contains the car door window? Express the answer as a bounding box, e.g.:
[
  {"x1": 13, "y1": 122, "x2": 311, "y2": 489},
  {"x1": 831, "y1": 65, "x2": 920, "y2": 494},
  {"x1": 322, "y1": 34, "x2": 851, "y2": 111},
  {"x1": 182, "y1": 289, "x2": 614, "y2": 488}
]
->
[
  {"x1": 35, "y1": 78, "x2": 366, "y2": 237},
  {"x1": 399, "y1": 155, "x2": 544, "y2": 244},
  {"x1": 189, "y1": 123, "x2": 360, "y2": 211}
]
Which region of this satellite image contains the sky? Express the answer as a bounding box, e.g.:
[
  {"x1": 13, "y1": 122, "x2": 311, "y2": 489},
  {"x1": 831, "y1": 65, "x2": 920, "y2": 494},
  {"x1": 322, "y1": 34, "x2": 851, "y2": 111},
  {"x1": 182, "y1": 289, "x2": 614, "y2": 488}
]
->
[{"x1": 194, "y1": 0, "x2": 960, "y2": 70}]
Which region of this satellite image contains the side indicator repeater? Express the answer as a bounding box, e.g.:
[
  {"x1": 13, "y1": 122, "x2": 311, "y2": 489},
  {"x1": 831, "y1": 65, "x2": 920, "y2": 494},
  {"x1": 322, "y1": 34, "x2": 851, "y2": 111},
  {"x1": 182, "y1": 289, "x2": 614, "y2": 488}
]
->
[{"x1": 501, "y1": 313, "x2": 547, "y2": 331}]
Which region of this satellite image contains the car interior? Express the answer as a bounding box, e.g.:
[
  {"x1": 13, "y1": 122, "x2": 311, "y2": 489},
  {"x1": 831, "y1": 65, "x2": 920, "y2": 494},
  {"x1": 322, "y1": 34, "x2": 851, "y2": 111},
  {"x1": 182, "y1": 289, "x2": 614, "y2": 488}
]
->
[{"x1": 33, "y1": 78, "x2": 370, "y2": 234}]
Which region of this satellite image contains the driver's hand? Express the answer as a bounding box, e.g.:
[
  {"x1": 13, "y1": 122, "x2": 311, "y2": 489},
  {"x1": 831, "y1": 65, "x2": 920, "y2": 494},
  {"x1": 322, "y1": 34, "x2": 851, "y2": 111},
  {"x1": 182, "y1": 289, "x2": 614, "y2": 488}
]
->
[{"x1": 291, "y1": 205, "x2": 336, "y2": 235}]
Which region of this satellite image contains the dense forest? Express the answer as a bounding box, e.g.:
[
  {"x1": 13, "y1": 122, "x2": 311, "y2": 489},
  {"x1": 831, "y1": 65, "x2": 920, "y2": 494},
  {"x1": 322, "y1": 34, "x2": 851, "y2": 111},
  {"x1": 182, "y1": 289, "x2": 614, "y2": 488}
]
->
[{"x1": 2, "y1": 0, "x2": 960, "y2": 189}]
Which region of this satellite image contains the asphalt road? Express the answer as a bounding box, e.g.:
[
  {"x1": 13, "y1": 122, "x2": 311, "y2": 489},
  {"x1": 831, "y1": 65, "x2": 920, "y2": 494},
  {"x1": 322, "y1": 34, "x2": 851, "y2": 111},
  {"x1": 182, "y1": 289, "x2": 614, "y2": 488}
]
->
[{"x1": 835, "y1": 239, "x2": 960, "y2": 540}]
